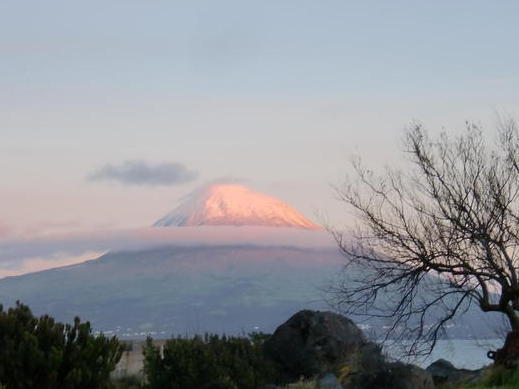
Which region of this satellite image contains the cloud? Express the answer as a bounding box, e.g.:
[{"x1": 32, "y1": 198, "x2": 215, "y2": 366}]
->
[
  {"x1": 87, "y1": 160, "x2": 198, "y2": 186},
  {"x1": 0, "y1": 226, "x2": 335, "y2": 278},
  {"x1": 0, "y1": 251, "x2": 104, "y2": 278},
  {"x1": 206, "y1": 176, "x2": 248, "y2": 185}
]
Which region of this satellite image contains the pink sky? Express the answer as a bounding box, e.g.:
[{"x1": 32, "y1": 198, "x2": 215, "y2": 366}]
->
[{"x1": 3, "y1": 2, "x2": 519, "y2": 277}]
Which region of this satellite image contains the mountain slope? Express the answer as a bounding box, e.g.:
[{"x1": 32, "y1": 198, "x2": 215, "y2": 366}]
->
[
  {"x1": 0, "y1": 245, "x2": 342, "y2": 336},
  {"x1": 0, "y1": 243, "x2": 500, "y2": 339},
  {"x1": 154, "y1": 184, "x2": 321, "y2": 230}
]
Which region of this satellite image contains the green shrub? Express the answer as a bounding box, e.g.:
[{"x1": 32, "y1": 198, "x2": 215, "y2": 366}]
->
[
  {"x1": 143, "y1": 333, "x2": 280, "y2": 389},
  {"x1": 0, "y1": 302, "x2": 122, "y2": 389}
]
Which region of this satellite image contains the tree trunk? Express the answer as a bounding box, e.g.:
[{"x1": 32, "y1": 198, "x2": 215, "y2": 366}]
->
[{"x1": 488, "y1": 331, "x2": 519, "y2": 367}]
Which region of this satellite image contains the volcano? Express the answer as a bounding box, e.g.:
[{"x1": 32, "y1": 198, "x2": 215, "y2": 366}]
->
[
  {"x1": 0, "y1": 184, "x2": 333, "y2": 336},
  {"x1": 0, "y1": 184, "x2": 496, "y2": 341},
  {"x1": 154, "y1": 183, "x2": 321, "y2": 230}
]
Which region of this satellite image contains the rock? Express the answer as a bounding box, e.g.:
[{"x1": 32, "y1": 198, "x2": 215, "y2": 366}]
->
[
  {"x1": 264, "y1": 309, "x2": 433, "y2": 389},
  {"x1": 264, "y1": 310, "x2": 374, "y2": 379},
  {"x1": 318, "y1": 374, "x2": 343, "y2": 389},
  {"x1": 426, "y1": 359, "x2": 482, "y2": 386},
  {"x1": 349, "y1": 342, "x2": 386, "y2": 373},
  {"x1": 350, "y1": 362, "x2": 434, "y2": 389}
]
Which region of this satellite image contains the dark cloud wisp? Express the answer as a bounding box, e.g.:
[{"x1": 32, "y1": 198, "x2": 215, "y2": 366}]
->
[{"x1": 88, "y1": 160, "x2": 198, "y2": 186}]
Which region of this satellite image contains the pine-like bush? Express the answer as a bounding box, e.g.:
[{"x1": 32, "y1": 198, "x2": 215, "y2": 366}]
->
[
  {"x1": 0, "y1": 302, "x2": 122, "y2": 389},
  {"x1": 143, "y1": 333, "x2": 279, "y2": 389}
]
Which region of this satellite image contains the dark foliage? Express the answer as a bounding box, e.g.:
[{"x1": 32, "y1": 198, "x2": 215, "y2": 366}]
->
[
  {"x1": 0, "y1": 302, "x2": 122, "y2": 389},
  {"x1": 143, "y1": 333, "x2": 280, "y2": 389},
  {"x1": 111, "y1": 376, "x2": 143, "y2": 389}
]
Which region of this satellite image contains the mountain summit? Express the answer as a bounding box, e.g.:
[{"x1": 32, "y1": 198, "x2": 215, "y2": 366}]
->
[{"x1": 154, "y1": 183, "x2": 321, "y2": 230}]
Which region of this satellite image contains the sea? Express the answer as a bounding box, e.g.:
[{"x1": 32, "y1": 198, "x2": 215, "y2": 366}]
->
[{"x1": 387, "y1": 339, "x2": 503, "y2": 370}]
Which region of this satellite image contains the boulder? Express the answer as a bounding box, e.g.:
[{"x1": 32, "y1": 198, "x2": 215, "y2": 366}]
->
[
  {"x1": 350, "y1": 362, "x2": 434, "y2": 389},
  {"x1": 426, "y1": 359, "x2": 482, "y2": 386},
  {"x1": 264, "y1": 310, "x2": 433, "y2": 389},
  {"x1": 264, "y1": 310, "x2": 373, "y2": 379}
]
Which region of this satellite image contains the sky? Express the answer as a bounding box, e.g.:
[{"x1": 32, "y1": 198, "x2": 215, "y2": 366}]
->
[{"x1": 2, "y1": 1, "x2": 519, "y2": 274}]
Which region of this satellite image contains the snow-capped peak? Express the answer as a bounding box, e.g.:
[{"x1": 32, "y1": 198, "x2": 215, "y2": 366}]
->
[{"x1": 154, "y1": 183, "x2": 321, "y2": 230}]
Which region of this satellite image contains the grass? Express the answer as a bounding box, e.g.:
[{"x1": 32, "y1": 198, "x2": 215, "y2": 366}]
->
[
  {"x1": 111, "y1": 376, "x2": 143, "y2": 389},
  {"x1": 108, "y1": 361, "x2": 519, "y2": 389},
  {"x1": 440, "y1": 366, "x2": 519, "y2": 389},
  {"x1": 278, "y1": 380, "x2": 316, "y2": 389},
  {"x1": 275, "y1": 366, "x2": 519, "y2": 389},
  {"x1": 276, "y1": 369, "x2": 519, "y2": 389}
]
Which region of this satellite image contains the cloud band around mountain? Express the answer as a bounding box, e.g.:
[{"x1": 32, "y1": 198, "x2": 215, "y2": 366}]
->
[
  {"x1": 87, "y1": 160, "x2": 198, "y2": 186},
  {"x1": 0, "y1": 226, "x2": 335, "y2": 278}
]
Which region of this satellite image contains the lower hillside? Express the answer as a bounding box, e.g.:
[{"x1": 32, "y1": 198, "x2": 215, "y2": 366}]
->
[
  {"x1": 0, "y1": 245, "x2": 342, "y2": 336},
  {"x1": 0, "y1": 245, "x2": 501, "y2": 340}
]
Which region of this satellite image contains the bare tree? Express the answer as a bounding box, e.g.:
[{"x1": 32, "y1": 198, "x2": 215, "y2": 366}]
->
[{"x1": 332, "y1": 120, "x2": 519, "y2": 364}]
